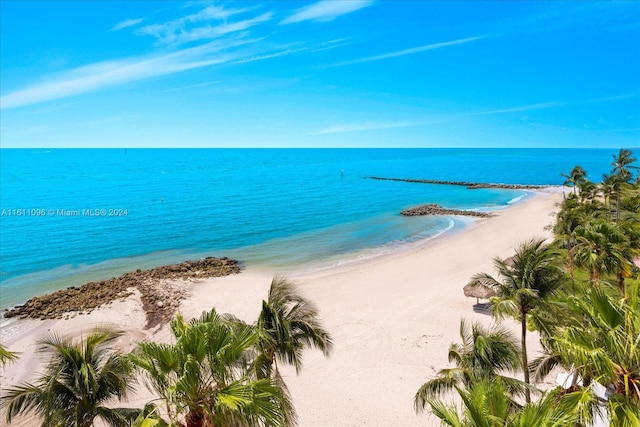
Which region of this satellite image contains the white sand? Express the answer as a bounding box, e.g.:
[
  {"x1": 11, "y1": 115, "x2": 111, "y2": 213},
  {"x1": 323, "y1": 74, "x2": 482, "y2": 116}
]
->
[{"x1": 0, "y1": 189, "x2": 564, "y2": 427}]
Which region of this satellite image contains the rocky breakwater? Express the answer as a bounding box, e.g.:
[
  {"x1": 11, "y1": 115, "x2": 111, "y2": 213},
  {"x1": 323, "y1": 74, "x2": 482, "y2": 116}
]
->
[
  {"x1": 401, "y1": 204, "x2": 495, "y2": 218},
  {"x1": 4, "y1": 257, "x2": 241, "y2": 328},
  {"x1": 367, "y1": 176, "x2": 545, "y2": 190}
]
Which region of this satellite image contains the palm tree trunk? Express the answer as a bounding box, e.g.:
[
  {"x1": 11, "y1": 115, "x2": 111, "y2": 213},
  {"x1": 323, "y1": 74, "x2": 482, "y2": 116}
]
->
[
  {"x1": 521, "y1": 315, "x2": 530, "y2": 403},
  {"x1": 617, "y1": 271, "x2": 625, "y2": 295},
  {"x1": 186, "y1": 409, "x2": 205, "y2": 427},
  {"x1": 616, "y1": 192, "x2": 621, "y2": 222},
  {"x1": 566, "y1": 247, "x2": 575, "y2": 295}
]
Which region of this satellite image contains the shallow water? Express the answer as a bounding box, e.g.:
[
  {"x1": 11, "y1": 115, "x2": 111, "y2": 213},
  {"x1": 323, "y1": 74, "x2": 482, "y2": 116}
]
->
[{"x1": 0, "y1": 148, "x2": 618, "y2": 309}]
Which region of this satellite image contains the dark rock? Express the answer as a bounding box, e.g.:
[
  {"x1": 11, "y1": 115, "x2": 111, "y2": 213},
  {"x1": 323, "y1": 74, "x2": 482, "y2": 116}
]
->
[
  {"x1": 400, "y1": 204, "x2": 495, "y2": 218},
  {"x1": 367, "y1": 176, "x2": 546, "y2": 190},
  {"x1": 3, "y1": 257, "x2": 242, "y2": 328}
]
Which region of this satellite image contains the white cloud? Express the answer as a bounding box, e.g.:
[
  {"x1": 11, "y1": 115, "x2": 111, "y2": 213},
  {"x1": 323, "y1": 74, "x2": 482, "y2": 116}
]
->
[
  {"x1": 469, "y1": 94, "x2": 640, "y2": 117},
  {"x1": 332, "y1": 36, "x2": 486, "y2": 67},
  {"x1": 230, "y1": 39, "x2": 348, "y2": 65},
  {"x1": 161, "y1": 80, "x2": 222, "y2": 93},
  {"x1": 0, "y1": 39, "x2": 254, "y2": 109},
  {"x1": 161, "y1": 12, "x2": 273, "y2": 45},
  {"x1": 281, "y1": 0, "x2": 373, "y2": 24},
  {"x1": 110, "y1": 18, "x2": 144, "y2": 32},
  {"x1": 139, "y1": 5, "x2": 264, "y2": 45},
  {"x1": 310, "y1": 102, "x2": 566, "y2": 135},
  {"x1": 473, "y1": 102, "x2": 562, "y2": 115},
  {"x1": 231, "y1": 47, "x2": 310, "y2": 65},
  {"x1": 587, "y1": 92, "x2": 640, "y2": 103},
  {"x1": 312, "y1": 121, "x2": 428, "y2": 135},
  {"x1": 0, "y1": 28, "x2": 333, "y2": 110}
]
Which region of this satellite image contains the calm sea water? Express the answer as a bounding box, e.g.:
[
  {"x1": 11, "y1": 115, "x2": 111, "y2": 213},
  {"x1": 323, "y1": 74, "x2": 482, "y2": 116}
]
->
[{"x1": 0, "y1": 148, "x2": 623, "y2": 309}]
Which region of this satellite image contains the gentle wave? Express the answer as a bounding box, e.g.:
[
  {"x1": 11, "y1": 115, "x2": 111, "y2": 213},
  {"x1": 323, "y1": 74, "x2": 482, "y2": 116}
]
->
[{"x1": 507, "y1": 193, "x2": 528, "y2": 205}]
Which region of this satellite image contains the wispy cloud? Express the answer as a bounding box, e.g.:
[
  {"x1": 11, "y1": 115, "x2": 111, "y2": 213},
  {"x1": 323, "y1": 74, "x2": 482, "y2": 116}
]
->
[
  {"x1": 312, "y1": 120, "x2": 429, "y2": 135},
  {"x1": 586, "y1": 92, "x2": 640, "y2": 104},
  {"x1": 331, "y1": 36, "x2": 486, "y2": 67},
  {"x1": 146, "y1": 12, "x2": 273, "y2": 46},
  {"x1": 231, "y1": 39, "x2": 350, "y2": 65},
  {"x1": 0, "y1": 39, "x2": 255, "y2": 109},
  {"x1": 604, "y1": 127, "x2": 640, "y2": 133},
  {"x1": 161, "y1": 80, "x2": 222, "y2": 93},
  {"x1": 231, "y1": 46, "x2": 310, "y2": 65},
  {"x1": 473, "y1": 102, "x2": 562, "y2": 115},
  {"x1": 139, "y1": 5, "x2": 262, "y2": 45},
  {"x1": 470, "y1": 93, "x2": 640, "y2": 117},
  {"x1": 310, "y1": 103, "x2": 561, "y2": 135},
  {"x1": 281, "y1": 0, "x2": 373, "y2": 24},
  {"x1": 110, "y1": 18, "x2": 143, "y2": 32},
  {"x1": 0, "y1": 31, "x2": 342, "y2": 110},
  {"x1": 308, "y1": 94, "x2": 637, "y2": 135}
]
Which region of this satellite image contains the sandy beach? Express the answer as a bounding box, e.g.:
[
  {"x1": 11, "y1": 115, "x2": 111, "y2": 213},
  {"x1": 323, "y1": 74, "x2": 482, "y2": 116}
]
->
[{"x1": 0, "y1": 189, "x2": 564, "y2": 427}]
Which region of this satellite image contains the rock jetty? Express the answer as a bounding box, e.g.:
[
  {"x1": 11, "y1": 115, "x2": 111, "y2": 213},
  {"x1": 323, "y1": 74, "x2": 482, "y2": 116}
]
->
[
  {"x1": 367, "y1": 176, "x2": 545, "y2": 190},
  {"x1": 4, "y1": 257, "x2": 241, "y2": 328},
  {"x1": 401, "y1": 204, "x2": 494, "y2": 218}
]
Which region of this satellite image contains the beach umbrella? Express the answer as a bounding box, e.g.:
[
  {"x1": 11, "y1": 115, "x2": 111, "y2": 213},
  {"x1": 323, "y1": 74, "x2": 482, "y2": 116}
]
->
[{"x1": 463, "y1": 279, "x2": 496, "y2": 304}]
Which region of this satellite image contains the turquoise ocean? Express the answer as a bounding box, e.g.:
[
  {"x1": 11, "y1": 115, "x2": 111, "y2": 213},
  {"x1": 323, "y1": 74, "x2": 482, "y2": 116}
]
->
[{"x1": 0, "y1": 148, "x2": 623, "y2": 310}]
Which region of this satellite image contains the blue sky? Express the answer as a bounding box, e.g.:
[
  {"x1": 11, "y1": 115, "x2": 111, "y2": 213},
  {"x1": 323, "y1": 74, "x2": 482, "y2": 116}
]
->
[{"x1": 1, "y1": 1, "x2": 639, "y2": 148}]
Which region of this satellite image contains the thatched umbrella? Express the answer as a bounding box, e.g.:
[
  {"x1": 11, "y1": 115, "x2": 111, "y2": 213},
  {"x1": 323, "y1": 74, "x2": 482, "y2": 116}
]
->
[{"x1": 463, "y1": 279, "x2": 496, "y2": 304}]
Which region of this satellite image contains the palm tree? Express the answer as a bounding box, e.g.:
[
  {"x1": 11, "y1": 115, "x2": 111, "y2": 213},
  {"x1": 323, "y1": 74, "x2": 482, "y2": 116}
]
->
[
  {"x1": 612, "y1": 148, "x2": 637, "y2": 182},
  {"x1": 572, "y1": 220, "x2": 634, "y2": 290},
  {"x1": 600, "y1": 173, "x2": 619, "y2": 220},
  {"x1": 1, "y1": 327, "x2": 139, "y2": 427},
  {"x1": 414, "y1": 319, "x2": 525, "y2": 411},
  {"x1": 620, "y1": 183, "x2": 640, "y2": 215},
  {"x1": 577, "y1": 179, "x2": 598, "y2": 203},
  {"x1": 533, "y1": 280, "x2": 640, "y2": 426},
  {"x1": 133, "y1": 308, "x2": 296, "y2": 427},
  {"x1": 425, "y1": 379, "x2": 514, "y2": 427},
  {"x1": 618, "y1": 213, "x2": 640, "y2": 252},
  {"x1": 553, "y1": 197, "x2": 588, "y2": 291},
  {"x1": 0, "y1": 344, "x2": 18, "y2": 367},
  {"x1": 131, "y1": 403, "x2": 169, "y2": 427},
  {"x1": 561, "y1": 165, "x2": 587, "y2": 196},
  {"x1": 611, "y1": 149, "x2": 638, "y2": 221},
  {"x1": 424, "y1": 377, "x2": 592, "y2": 427},
  {"x1": 470, "y1": 238, "x2": 565, "y2": 403},
  {"x1": 254, "y1": 277, "x2": 333, "y2": 380}
]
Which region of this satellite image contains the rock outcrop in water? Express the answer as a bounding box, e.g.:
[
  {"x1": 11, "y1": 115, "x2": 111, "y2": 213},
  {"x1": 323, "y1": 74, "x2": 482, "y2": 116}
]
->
[
  {"x1": 400, "y1": 204, "x2": 494, "y2": 218},
  {"x1": 3, "y1": 257, "x2": 241, "y2": 328},
  {"x1": 367, "y1": 176, "x2": 545, "y2": 190}
]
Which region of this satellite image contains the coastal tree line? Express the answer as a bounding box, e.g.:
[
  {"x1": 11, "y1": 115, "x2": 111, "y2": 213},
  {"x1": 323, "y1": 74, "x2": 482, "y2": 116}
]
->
[
  {"x1": 414, "y1": 148, "x2": 640, "y2": 426},
  {"x1": 1, "y1": 149, "x2": 639, "y2": 426}
]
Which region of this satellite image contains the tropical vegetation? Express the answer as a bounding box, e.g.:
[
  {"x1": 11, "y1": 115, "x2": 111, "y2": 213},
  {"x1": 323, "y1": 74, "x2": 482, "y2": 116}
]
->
[
  {"x1": 132, "y1": 309, "x2": 296, "y2": 427},
  {"x1": 1, "y1": 278, "x2": 331, "y2": 427},
  {"x1": 416, "y1": 148, "x2": 640, "y2": 425},
  {"x1": 469, "y1": 238, "x2": 565, "y2": 403},
  {"x1": 253, "y1": 277, "x2": 333, "y2": 381},
  {"x1": 0, "y1": 328, "x2": 140, "y2": 427},
  {"x1": 414, "y1": 318, "x2": 525, "y2": 411},
  {"x1": 0, "y1": 344, "x2": 18, "y2": 367}
]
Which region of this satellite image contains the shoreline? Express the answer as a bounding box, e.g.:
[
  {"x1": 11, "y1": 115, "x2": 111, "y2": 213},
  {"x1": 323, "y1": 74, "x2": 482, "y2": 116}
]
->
[
  {"x1": 0, "y1": 187, "x2": 542, "y2": 314},
  {"x1": 0, "y1": 188, "x2": 564, "y2": 426},
  {"x1": 283, "y1": 188, "x2": 552, "y2": 279}
]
